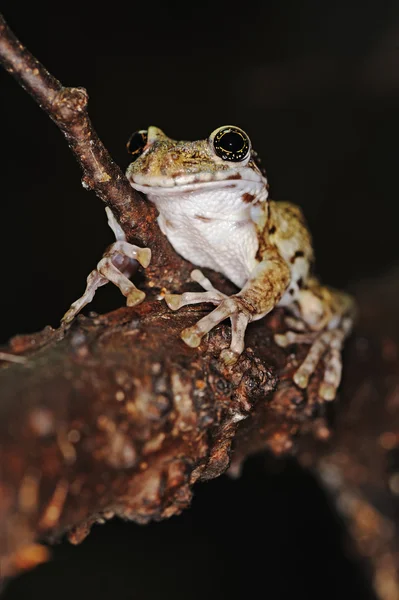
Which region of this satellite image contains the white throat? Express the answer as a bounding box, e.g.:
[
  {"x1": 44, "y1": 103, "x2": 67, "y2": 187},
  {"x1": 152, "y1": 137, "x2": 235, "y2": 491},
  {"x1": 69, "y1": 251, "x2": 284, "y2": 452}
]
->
[{"x1": 147, "y1": 187, "x2": 260, "y2": 288}]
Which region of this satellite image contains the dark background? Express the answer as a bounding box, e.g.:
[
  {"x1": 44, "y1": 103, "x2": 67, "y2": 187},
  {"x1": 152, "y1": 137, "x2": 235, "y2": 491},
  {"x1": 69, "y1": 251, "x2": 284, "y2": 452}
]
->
[{"x1": 1, "y1": 1, "x2": 398, "y2": 598}]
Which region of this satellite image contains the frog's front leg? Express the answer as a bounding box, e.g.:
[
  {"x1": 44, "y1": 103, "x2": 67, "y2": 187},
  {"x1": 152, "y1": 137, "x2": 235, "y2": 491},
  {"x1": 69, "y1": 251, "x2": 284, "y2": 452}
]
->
[
  {"x1": 61, "y1": 208, "x2": 151, "y2": 324},
  {"x1": 165, "y1": 248, "x2": 290, "y2": 365},
  {"x1": 275, "y1": 283, "x2": 355, "y2": 401}
]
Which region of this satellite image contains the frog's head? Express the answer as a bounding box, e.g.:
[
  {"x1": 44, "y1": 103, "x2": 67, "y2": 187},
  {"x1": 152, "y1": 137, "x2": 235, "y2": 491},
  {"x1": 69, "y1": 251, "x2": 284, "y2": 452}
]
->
[{"x1": 126, "y1": 126, "x2": 268, "y2": 214}]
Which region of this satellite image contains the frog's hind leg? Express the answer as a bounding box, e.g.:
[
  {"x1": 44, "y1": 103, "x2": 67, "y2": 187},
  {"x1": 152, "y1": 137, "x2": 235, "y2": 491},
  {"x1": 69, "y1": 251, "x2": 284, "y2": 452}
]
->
[{"x1": 275, "y1": 284, "x2": 355, "y2": 401}]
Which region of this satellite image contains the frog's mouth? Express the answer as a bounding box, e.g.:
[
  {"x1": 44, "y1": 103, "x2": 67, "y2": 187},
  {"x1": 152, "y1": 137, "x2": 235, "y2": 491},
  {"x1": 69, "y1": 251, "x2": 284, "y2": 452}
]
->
[{"x1": 127, "y1": 168, "x2": 266, "y2": 196}]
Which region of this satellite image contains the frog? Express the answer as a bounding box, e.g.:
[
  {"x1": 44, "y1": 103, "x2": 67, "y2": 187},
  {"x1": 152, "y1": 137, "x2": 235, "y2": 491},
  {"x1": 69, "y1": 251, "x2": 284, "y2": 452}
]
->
[{"x1": 62, "y1": 125, "x2": 355, "y2": 401}]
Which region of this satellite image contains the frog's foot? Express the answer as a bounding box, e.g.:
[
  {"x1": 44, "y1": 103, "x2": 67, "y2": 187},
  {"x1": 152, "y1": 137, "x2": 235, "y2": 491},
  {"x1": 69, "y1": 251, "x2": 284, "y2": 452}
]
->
[
  {"x1": 61, "y1": 240, "x2": 151, "y2": 324},
  {"x1": 165, "y1": 269, "x2": 251, "y2": 365},
  {"x1": 275, "y1": 316, "x2": 353, "y2": 401}
]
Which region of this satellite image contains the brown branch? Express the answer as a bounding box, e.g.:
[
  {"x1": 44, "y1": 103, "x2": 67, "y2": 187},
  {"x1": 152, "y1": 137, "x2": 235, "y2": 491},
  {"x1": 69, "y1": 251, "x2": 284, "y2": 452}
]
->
[
  {"x1": 0, "y1": 303, "x2": 276, "y2": 574},
  {"x1": 0, "y1": 13, "x2": 398, "y2": 600},
  {"x1": 1, "y1": 274, "x2": 398, "y2": 600},
  {"x1": 0, "y1": 299, "x2": 329, "y2": 575}
]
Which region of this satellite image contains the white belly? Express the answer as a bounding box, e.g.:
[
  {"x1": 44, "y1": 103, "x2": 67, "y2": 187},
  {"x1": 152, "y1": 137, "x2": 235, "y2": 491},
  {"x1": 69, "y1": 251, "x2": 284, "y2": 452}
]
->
[{"x1": 158, "y1": 213, "x2": 259, "y2": 288}]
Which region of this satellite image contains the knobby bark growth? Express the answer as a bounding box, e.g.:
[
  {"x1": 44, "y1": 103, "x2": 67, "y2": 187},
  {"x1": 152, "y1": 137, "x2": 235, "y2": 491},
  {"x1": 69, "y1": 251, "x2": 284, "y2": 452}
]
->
[{"x1": 0, "y1": 14, "x2": 398, "y2": 600}]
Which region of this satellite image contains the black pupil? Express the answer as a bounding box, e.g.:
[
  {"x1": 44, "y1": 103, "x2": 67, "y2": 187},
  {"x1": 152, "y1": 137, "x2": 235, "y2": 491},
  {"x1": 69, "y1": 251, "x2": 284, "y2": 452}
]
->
[
  {"x1": 213, "y1": 128, "x2": 249, "y2": 162},
  {"x1": 127, "y1": 131, "x2": 147, "y2": 159},
  {"x1": 220, "y1": 132, "x2": 243, "y2": 153}
]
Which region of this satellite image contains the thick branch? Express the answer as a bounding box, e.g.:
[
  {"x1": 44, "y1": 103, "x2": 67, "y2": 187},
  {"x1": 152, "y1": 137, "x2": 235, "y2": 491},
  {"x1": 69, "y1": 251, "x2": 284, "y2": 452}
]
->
[
  {"x1": 1, "y1": 272, "x2": 398, "y2": 600},
  {"x1": 0, "y1": 303, "x2": 279, "y2": 577}
]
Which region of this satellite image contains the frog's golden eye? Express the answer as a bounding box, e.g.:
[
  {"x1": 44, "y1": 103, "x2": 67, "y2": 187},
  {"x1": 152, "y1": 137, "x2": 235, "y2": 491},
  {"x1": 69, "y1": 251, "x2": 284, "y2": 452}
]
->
[
  {"x1": 126, "y1": 130, "x2": 148, "y2": 161},
  {"x1": 212, "y1": 126, "x2": 250, "y2": 162}
]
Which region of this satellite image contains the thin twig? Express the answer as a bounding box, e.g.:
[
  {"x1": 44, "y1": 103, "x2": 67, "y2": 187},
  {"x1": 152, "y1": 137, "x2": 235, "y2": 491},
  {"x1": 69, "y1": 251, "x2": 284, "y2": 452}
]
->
[{"x1": 0, "y1": 13, "x2": 180, "y2": 282}]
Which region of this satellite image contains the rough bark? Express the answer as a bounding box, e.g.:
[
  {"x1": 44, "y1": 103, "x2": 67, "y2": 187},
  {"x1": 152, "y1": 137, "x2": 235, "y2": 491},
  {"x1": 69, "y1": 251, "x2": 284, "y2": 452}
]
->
[
  {"x1": 0, "y1": 298, "x2": 333, "y2": 577},
  {"x1": 1, "y1": 272, "x2": 398, "y2": 600}
]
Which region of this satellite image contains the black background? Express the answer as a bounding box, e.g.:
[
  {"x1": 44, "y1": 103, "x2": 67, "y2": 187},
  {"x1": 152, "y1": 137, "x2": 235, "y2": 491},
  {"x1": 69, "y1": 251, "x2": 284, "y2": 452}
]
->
[{"x1": 1, "y1": 1, "x2": 398, "y2": 598}]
